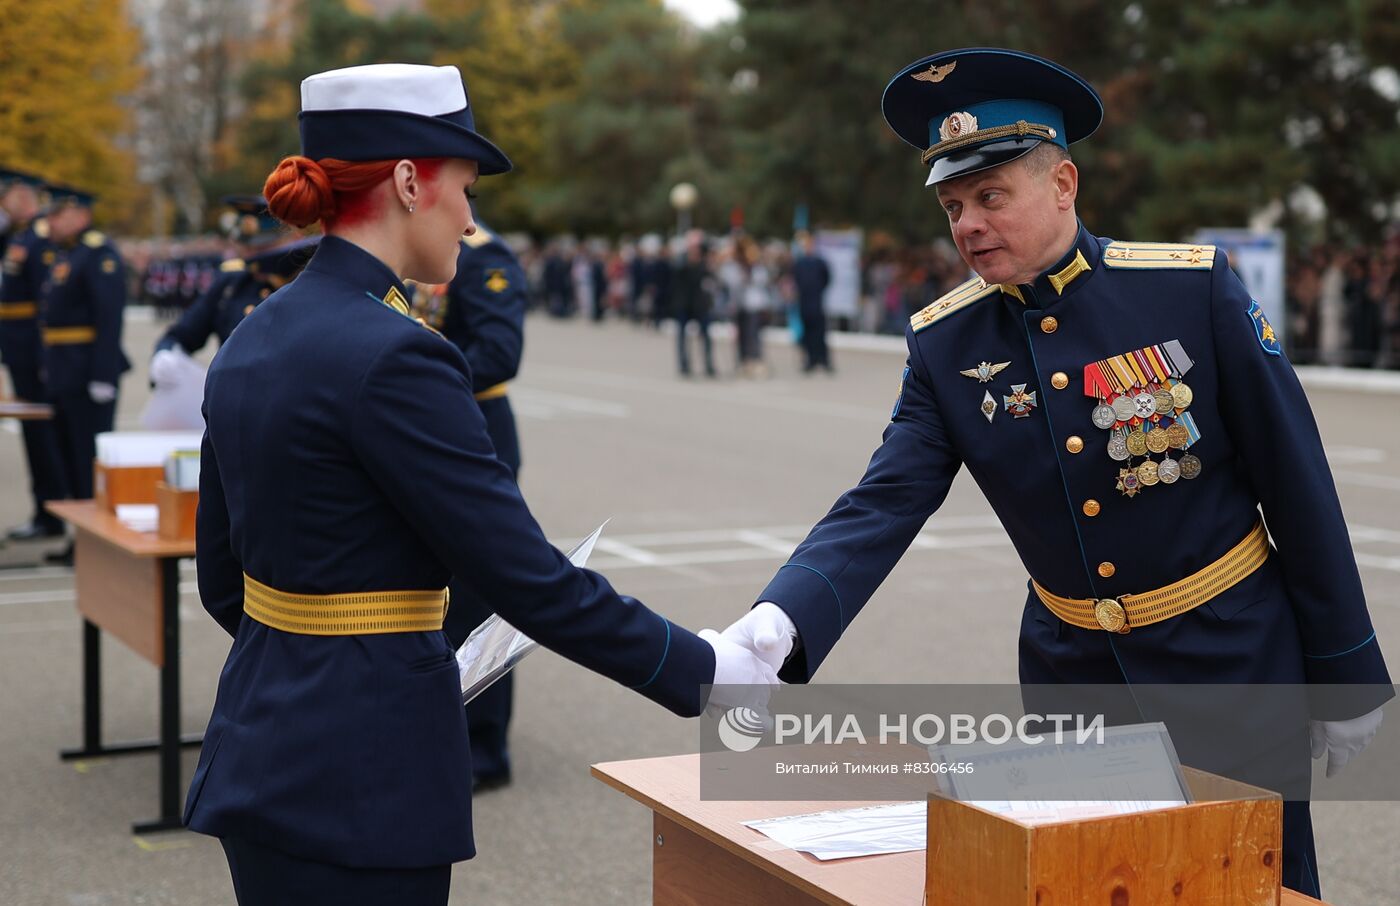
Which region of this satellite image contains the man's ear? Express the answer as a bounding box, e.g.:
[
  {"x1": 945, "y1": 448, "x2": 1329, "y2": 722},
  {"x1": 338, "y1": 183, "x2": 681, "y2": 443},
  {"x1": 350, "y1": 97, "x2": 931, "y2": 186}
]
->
[{"x1": 1054, "y1": 160, "x2": 1079, "y2": 212}]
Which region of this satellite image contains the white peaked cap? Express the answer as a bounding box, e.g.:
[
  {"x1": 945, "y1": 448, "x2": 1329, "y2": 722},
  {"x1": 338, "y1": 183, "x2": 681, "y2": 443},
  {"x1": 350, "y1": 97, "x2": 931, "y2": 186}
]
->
[
  {"x1": 295, "y1": 63, "x2": 512, "y2": 174},
  {"x1": 301, "y1": 64, "x2": 467, "y2": 117}
]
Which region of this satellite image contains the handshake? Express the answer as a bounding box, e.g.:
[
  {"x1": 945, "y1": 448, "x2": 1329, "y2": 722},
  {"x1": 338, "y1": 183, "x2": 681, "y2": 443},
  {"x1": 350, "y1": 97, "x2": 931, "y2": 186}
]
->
[{"x1": 701, "y1": 602, "x2": 798, "y2": 711}]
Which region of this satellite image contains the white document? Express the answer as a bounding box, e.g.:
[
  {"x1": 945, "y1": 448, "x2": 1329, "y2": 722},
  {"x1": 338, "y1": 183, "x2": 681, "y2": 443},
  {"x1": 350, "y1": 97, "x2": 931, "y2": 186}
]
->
[
  {"x1": 97, "y1": 430, "x2": 205, "y2": 466},
  {"x1": 115, "y1": 504, "x2": 160, "y2": 533},
  {"x1": 929, "y1": 721, "x2": 1191, "y2": 826},
  {"x1": 744, "y1": 801, "x2": 927, "y2": 861},
  {"x1": 456, "y1": 521, "x2": 608, "y2": 703},
  {"x1": 139, "y1": 350, "x2": 208, "y2": 431}
]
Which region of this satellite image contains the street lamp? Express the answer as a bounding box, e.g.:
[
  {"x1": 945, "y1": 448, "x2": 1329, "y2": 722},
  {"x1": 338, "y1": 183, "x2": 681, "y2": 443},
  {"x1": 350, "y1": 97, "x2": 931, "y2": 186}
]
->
[{"x1": 669, "y1": 182, "x2": 698, "y2": 236}]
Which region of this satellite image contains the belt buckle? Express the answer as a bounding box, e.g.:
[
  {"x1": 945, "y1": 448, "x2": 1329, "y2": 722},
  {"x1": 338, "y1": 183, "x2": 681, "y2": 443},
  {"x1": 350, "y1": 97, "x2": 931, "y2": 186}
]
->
[{"x1": 1094, "y1": 598, "x2": 1130, "y2": 634}]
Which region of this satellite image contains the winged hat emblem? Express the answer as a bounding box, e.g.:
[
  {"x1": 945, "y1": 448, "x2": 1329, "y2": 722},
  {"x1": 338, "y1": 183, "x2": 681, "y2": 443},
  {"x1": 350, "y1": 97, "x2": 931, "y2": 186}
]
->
[
  {"x1": 912, "y1": 61, "x2": 956, "y2": 83},
  {"x1": 960, "y1": 361, "x2": 1010, "y2": 383}
]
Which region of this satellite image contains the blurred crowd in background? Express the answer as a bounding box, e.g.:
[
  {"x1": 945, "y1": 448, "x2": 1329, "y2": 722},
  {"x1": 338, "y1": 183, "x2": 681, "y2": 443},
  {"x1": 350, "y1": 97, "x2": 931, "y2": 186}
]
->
[{"x1": 119, "y1": 222, "x2": 1400, "y2": 371}]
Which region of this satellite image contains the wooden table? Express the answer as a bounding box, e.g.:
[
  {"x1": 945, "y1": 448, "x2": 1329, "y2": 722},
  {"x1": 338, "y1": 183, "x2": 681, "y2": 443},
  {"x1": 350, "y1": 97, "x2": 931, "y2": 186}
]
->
[
  {"x1": 45, "y1": 500, "x2": 200, "y2": 833},
  {"x1": 0, "y1": 399, "x2": 53, "y2": 420},
  {"x1": 593, "y1": 753, "x2": 1330, "y2": 906}
]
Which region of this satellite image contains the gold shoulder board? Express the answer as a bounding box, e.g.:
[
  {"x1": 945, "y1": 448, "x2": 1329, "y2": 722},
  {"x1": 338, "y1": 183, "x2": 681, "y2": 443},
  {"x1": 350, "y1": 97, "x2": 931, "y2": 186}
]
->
[
  {"x1": 1102, "y1": 241, "x2": 1215, "y2": 270},
  {"x1": 220, "y1": 258, "x2": 246, "y2": 272},
  {"x1": 911, "y1": 276, "x2": 1001, "y2": 333},
  {"x1": 461, "y1": 226, "x2": 494, "y2": 249},
  {"x1": 81, "y1": 230, "x2": 106, "y2": 248}
]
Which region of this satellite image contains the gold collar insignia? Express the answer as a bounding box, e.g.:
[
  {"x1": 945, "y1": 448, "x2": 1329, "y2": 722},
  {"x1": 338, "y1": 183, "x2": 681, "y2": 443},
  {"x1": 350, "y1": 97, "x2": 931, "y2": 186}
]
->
[
  {"x1": 1048, "y1": 249, "x2": 1090, "y2": 295},
  {"x1": 383, "y1": 286, "x2": 410, "y2": 316}
]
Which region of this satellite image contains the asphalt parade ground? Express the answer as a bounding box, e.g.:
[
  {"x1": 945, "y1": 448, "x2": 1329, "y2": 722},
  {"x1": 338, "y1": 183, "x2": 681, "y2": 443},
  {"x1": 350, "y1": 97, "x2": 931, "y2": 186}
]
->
[{"x1": 1, "y1": 310, "x2": 1397, "y2": 904}]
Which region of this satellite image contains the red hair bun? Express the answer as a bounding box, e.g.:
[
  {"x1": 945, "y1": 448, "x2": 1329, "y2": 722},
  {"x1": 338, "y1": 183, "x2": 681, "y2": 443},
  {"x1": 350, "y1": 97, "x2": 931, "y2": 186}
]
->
[{"x1": 264, "y1": 156, "x2": 335, "y2": 229}]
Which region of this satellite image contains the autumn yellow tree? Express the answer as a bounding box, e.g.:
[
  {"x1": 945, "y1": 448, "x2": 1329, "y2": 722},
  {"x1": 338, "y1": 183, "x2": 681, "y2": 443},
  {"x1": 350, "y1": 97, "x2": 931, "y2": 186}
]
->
[{"x1": 0, "y1": 0, "x2": 141, "y2": 224}]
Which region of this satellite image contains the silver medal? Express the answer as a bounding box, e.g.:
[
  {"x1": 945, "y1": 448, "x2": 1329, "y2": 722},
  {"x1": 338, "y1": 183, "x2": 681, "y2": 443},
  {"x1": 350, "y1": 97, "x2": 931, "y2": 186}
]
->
[
  {"x1": 1111, "y1": 396, "x2": 1136, "y2": 422},
  {"x1": 1091, "y1": 404, "x2": 1118, "y2": 430},
  {"x1": 1132, "y1": 391, "x2": 1157, "y2": 419},
  {"x1": 1107, "y1": 429, "x2": 1130, "y2": 461},
  {"x1": 1158, "y1": 456, "x2": 1181, "y2": 484}
]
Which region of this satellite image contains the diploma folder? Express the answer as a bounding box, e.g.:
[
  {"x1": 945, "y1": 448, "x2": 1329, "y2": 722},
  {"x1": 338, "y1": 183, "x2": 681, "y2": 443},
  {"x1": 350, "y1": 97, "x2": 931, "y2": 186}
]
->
[{"x1": 456, "y1": 521, "x2": 608, "y2": 703}]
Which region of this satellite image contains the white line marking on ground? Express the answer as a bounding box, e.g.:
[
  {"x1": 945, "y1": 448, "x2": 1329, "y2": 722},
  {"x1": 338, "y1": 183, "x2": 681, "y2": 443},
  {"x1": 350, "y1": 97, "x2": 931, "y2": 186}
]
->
[
  {"x1": 592, "y1": 539, "x2": 662, "y2": 566},
  {"x1": 1355, "y1": 553, "x2": 1400, "y2": 574},
  {"x1": 1326, "y1": 445, "x2": 1388, "y2": 465},
  {"x1": 1334, "y1": 471, "x2": 1400, "y2": 493},
  {"x1": 511, "y1": 389, "x2": 630, "y2": 419}
]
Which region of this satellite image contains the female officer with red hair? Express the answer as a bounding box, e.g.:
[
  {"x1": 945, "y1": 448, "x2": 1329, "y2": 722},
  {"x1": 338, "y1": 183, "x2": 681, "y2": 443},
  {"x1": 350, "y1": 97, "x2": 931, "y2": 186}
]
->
[{"x1": 183, "y1": 63, "x2": 776, "y2": 905}]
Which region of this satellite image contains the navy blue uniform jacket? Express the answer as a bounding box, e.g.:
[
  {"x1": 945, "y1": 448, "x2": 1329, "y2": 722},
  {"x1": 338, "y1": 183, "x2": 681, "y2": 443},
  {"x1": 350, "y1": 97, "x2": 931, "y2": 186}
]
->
[
  {"x1": 410, "y1": 227, "x2": 525, "y2": 480},
  {"x1": 0, "y1": 220, "x2": 50, "y2": 391},
  {"x1": 760, "y1": 225, "x2": 1390, "y2": 712},
  {"x1": 185, "y1": 236, "x2": 713, "y2": 868},
  {"x1": 156, "y1": 265, "x2": 259, "y2": 355},
  {"x1": 40, "y1": 230, "x2": 129, "y2": 397}
]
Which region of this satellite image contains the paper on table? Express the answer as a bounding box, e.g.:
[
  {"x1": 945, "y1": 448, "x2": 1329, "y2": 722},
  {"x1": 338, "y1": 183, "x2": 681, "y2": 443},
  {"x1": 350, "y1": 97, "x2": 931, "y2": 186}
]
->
[
  {"x1": 744, "y1": 801, "x2": 927, "y2": 861},
  {"x1": 97, "y1": 430, "x2": 205, "y2": 466},
  {"x1": 456, "y1": 520, "x2": 609, "y2": 703},
  {"x1": 115, "y1": 504, "x2": 160, "y2": 533},
  {"x1": 929, "y1": 721, "x2": 1190, "y2": 826}
]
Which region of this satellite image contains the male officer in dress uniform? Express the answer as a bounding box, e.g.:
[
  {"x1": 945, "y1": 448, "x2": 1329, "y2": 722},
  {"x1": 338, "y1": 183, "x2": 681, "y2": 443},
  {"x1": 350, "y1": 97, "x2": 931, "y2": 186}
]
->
[
  {"x1": 0, "y1": 168, "x2": 68, "y2": 540},
  {"x1": 39, "y1": 186, "x2": 129, "y2": 515},
  {"x1": 412, "y1": 218, "x2": 526, "y2": 792},
  {"x1": 720, "y1": 49, "x2": 1391, "y2": 898},
  {"x1": 152, "y1": 196, "x2": 312, "y2": 364}
]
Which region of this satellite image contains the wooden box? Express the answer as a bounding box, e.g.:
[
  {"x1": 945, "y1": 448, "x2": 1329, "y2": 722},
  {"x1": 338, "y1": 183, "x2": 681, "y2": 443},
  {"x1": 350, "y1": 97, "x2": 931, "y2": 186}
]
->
[
  {"x1": 926, "y1": 767, "x2": 1282, "y2": 906},
  {"x1": 156, "y1": 481, "x2": 198, "y2": 541},
  {"x1": 94, "y1": 462, "x2": 165, "y2": 511}
]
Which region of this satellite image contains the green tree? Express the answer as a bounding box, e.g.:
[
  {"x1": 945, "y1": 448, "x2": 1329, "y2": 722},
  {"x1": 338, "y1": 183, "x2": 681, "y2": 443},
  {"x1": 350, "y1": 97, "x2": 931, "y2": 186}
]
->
[
  {"x1": 721, "y1": 0, "x2": 1400, "y2": 243},
  {"x1": 427, "y1": 0, "x2": 574, "y2": 229},
  {"x1": 224, "y1": 0, "x2": 472, "y2": 197},
  {"x1": 527, "y1": 0, "x2": 711, "y2": 235}
]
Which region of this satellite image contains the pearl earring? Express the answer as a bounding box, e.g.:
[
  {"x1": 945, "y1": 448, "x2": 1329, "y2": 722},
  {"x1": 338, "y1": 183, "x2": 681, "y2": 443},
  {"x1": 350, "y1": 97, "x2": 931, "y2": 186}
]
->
[{"x1": 408, "y1": 203, "x2": 415, "y2": 214}]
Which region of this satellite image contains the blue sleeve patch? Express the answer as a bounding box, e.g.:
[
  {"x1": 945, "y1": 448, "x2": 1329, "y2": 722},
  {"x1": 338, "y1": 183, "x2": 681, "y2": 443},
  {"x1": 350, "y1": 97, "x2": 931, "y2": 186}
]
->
[
  {"x1": 892, "y1": 366, "x2": 911, "y2": 419},
  {"x1": 1247, "y1": 300, "x2": 1281, "y2": 356}
]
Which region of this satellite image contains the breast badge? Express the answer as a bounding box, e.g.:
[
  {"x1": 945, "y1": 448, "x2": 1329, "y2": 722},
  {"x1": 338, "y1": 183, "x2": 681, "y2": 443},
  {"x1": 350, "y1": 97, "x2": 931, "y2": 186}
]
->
[
  {"x1": 1083, "y1": 339, "x2": 1202, "y2": 498},
  {"x1": 959, "y1": 360, "x2": 1010, "y2": 383},
  {"x1": 1003, "y1": 384, "x2": 1038, "y2": 418}
]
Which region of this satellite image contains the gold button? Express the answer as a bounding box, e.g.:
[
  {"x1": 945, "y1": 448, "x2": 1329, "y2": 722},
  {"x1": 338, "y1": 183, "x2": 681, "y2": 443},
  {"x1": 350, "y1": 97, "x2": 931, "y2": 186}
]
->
[
  {"x1": 1083, "y1": 499, "x2": 1101, "y2": 517},
  {"x1": 1098, "y1": 561, "x2": 1116, "y2": 578},
  {"x1": 1066, "y1": 436, "x2": 1084, "y2": 454},
  {"x1": 1040, "y1": 316, "x2": 1058, "y2": 334},
  {"x1": 1051, "y1": 372, "x2": 1069, "y2": 390}
]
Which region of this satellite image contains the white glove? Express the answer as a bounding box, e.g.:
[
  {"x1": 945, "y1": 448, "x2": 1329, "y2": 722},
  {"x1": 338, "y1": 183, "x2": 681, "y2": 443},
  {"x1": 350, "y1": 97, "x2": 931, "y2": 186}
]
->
[
  {"x1": 720, "y1": 602, "x2": 797, "y2": 673},
  {"x1": 87, "y1": 381, "x2": 117, "y2": 404},
  {"x1": 700, "y1": 628, "x2": 780, "y2": 713},
  {"x1": 1310, "y1": 706, "x2": 1384, "y2": 778},
  {"x1": 149, "y1": 348, "x2": 186, "y2": 386}
]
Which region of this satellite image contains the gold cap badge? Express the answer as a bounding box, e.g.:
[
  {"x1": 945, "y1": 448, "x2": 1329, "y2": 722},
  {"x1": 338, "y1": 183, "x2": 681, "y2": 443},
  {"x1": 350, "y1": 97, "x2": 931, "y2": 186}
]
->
[
  {"x1": 938, "y1": 111, "x2": 978, "y2": 142},
  {"x1": 911, "y1": 61, "x2": 956, "y2": 84}
]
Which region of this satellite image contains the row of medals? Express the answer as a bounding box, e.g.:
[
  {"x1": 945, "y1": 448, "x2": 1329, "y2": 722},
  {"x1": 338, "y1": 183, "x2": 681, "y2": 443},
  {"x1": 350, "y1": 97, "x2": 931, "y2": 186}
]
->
[{"x1": 1091, "y1": 380, "x2": 1202, "y2": 497}]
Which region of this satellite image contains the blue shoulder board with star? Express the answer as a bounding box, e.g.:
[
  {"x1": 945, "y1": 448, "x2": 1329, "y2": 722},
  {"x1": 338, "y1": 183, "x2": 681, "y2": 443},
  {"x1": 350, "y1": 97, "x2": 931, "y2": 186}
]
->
[{"x1": 1247, "y1": 300, "x2": 1281, "y2": 356}]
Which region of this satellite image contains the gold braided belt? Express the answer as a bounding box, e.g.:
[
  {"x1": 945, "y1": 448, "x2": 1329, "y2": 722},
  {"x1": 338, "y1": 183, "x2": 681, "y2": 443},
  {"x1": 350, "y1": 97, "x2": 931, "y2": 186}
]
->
[
  {"x1": 0, "y1": 301, "x2": 37, "y2": 320},
  {"x1": 473, "y1": 382, "x2": 509, "y2": 402},
  {"x1": 1032, "y1": 521, "x2": 1269, "y2": 634},
  {"x1": 243, "y1": 573, "x2": 449, "y2": 636},
  {"x1": 43, "y1": 325, "x2": 96, "y2": 345}
]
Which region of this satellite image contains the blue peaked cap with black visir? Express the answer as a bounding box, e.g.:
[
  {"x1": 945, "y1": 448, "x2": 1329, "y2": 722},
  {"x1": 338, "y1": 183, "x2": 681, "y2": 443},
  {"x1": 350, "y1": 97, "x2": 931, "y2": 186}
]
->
[
  {"x1": 47, "y1": 183, "x2": 96, "y2": 207},
  {"x1": 0, "y1": 167, "x2": 46, "y2": 191},
  {"x1": 881, "y1": 48, "x2": 1103, "y2": 186},
  {"x1": 298, "y1": 63, "x2": 512, "y2": 176}
]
